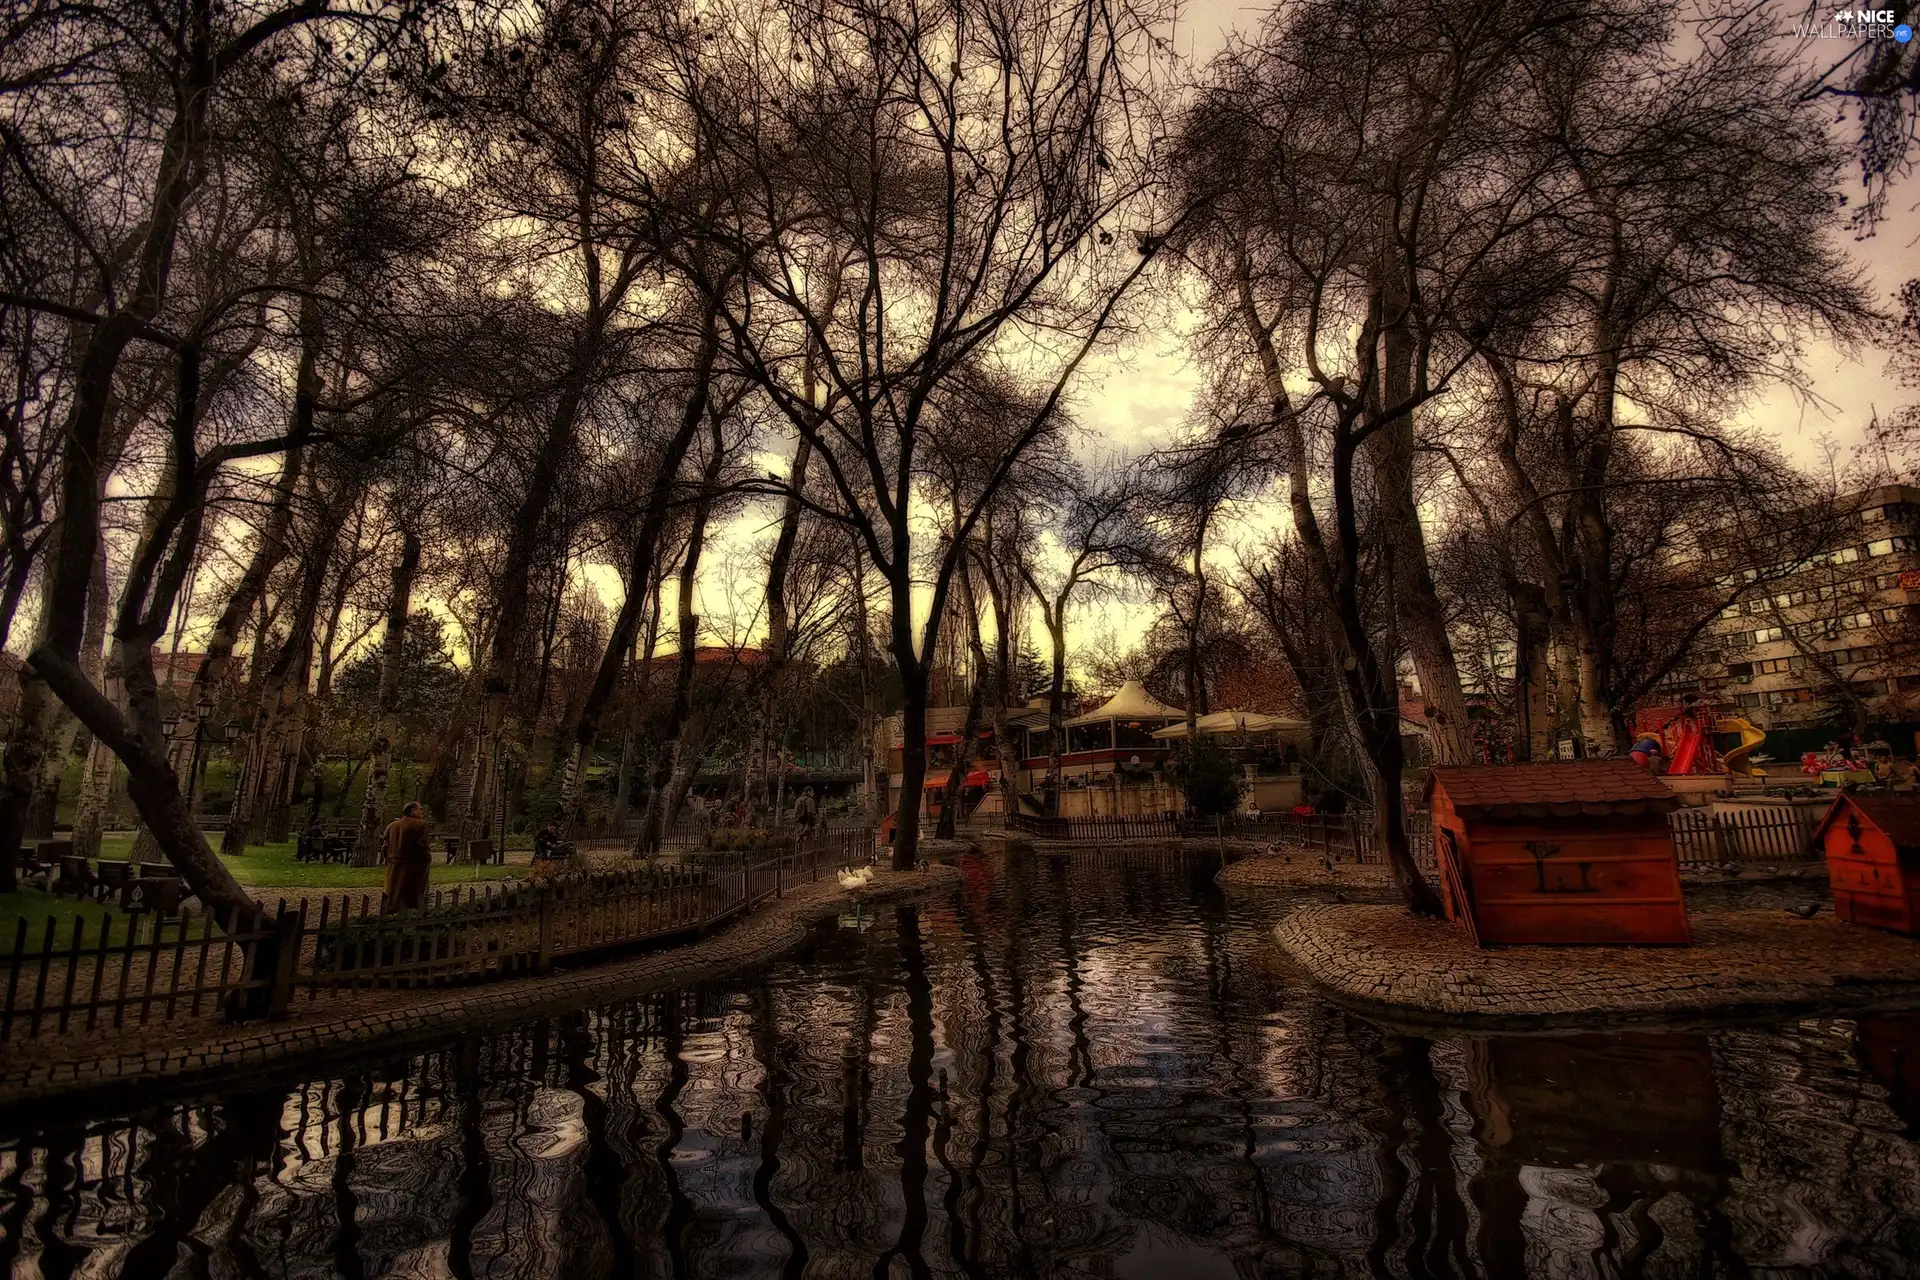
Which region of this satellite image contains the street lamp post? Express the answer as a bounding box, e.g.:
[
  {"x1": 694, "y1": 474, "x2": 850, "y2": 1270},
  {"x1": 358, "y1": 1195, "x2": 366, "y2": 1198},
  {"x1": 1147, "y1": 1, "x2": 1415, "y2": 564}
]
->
[{"x1": 185, "y1": 696, "x2": 215, "y2": 815}]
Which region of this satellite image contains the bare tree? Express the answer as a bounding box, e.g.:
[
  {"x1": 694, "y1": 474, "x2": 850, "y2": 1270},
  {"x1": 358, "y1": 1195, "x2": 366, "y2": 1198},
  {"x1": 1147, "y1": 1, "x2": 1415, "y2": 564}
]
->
[{"x1": 649, "y1": 0, "x2": 1180, "y2": 868}]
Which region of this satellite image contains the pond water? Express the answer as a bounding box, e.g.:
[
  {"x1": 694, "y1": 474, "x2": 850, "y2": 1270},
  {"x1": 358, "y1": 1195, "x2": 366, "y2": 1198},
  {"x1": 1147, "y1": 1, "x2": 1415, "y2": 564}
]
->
[{"x1": 4, "y1": 850, "x2": 1920, "y2": 1279}]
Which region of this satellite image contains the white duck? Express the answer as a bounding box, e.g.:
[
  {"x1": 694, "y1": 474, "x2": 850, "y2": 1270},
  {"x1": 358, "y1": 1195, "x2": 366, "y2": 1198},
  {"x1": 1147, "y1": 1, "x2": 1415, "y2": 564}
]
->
[{"x1": 838, "y1": 866, "x2": 874, "y2": 890}]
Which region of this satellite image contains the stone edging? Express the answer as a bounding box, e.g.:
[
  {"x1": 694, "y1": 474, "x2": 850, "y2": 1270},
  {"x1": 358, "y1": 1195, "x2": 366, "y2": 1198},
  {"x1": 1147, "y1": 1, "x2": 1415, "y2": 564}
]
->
[
  {"x1": 0, "y1": 865, "x2": 961, "y2": 1117},
  {"x1": 1275, "y1": 902, "x2": 1920, "y2": 1031}
]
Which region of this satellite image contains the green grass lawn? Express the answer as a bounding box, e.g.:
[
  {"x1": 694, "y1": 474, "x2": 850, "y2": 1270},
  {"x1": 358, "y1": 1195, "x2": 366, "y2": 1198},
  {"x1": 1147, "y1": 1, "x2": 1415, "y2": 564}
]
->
[
  {"x1": 0, "y1": 886, "x2": 129, "y2": 954},
  {"x1": 93, "y1": 833, "x2": 521, "y2": 890}
]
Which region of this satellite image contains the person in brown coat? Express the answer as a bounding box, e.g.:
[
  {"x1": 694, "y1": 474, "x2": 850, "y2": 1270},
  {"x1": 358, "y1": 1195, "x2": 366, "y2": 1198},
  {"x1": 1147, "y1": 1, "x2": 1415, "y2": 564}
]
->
[{"x1": 382, "y1": 802, "x2": 432, "y2": 913}]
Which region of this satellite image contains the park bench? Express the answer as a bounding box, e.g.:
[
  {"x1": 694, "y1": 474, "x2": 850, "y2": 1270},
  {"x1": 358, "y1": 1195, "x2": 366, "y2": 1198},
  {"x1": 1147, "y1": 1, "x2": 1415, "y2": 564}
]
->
[
  {"x1": 57, "y1": 855, "x2": 95, "y2": 899},
  {"x1": 94, "y1": 858, "x2": 134, "y2": 902},
  {"x1": 121, "y1": 875, "x2": 184, "y2": 917}
]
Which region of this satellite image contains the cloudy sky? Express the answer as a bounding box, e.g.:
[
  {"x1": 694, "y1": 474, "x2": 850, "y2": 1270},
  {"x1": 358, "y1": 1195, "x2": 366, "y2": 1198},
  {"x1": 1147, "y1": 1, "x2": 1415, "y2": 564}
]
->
[
  {"x1": 646, "y1": 1, "x2": 1920, "y2": 674},
  {"x1": 1069, "y1": 0, "x2": 1915, "y2": 470}
]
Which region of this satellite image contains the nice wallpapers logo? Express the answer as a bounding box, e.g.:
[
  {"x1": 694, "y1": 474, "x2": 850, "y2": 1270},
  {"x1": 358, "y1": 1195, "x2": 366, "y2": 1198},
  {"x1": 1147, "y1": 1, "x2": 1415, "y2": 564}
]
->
[{"x1": 1794, "y1": 8, "x2": 1915, "y2": 40}]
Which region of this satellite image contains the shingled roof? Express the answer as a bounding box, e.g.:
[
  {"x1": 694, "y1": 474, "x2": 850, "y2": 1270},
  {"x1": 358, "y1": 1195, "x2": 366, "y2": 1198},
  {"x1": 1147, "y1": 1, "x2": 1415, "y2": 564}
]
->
[
  {"x1": 1424, "y1": 761, "x2": 1681, "y2": 819},
  {"x1": 1814, "y1": 794, "x2": 1920, "y2": 849}
]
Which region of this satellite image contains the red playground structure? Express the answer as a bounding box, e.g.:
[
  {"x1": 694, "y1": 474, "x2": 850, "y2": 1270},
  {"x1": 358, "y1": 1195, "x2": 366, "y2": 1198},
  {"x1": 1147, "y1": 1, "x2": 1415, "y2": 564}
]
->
[{"x1": 1630, "y1": 700, "x2": 1768, "y2": 778}]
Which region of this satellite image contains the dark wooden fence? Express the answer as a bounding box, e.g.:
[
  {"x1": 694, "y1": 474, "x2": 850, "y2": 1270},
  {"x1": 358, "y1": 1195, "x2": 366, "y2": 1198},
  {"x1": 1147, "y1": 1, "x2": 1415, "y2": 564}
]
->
[
  {"x1": 1005, "y1": 812, "x2": 1185, "y2": 841},
  {"x1": 2, "y1": 831, "x2": 872, "y2": 1042},
  {"x1": 1667, "y1": 804, "x2": 1819, "y2": 866},
  {"x1": 1007, "y1": 810, "x2": 1435, "y2": 865},
  {"x1": 1007, "y1": 802, "x2": 1822, "y2": 872},
  {"x1": 1, "y1": 905, "x2": 283, "y2": 1041}
]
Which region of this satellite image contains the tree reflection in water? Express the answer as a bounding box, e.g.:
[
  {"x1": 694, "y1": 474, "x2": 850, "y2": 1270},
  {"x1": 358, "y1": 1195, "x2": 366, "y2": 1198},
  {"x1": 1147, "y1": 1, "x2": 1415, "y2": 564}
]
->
[{"x1": 5, "y1": 849, "x2": 1920, "y2": 1278}]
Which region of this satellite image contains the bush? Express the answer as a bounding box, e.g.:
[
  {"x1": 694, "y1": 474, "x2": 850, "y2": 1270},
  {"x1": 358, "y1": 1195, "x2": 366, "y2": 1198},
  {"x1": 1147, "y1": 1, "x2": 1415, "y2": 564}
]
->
[
  {"x1": 705, "y1": 827, "x2": 796, "y2": 855},
  {"x1": 1180, "y1": 736, "x2": 1246, "y2": 817}
]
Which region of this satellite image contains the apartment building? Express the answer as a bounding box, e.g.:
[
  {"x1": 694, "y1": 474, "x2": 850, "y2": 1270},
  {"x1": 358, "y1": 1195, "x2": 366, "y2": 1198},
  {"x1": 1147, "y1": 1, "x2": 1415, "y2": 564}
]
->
[{"x1": 1711, "y1": 484, "x2": 1920, "y2": 731}]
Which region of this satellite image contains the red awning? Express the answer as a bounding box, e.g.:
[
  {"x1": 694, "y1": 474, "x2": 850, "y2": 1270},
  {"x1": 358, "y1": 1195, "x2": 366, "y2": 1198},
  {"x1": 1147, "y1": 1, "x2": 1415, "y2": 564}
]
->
[
  {"x1": 924, "y1": 768, "x2": 993, "y2": 789},
  {"x1": 926, "y1": 733, "x2": 963, "y2": 746}
]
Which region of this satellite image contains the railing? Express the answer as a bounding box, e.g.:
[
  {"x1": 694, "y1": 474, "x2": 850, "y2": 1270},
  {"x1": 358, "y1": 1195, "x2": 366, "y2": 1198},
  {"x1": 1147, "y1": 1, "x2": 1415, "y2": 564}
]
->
[
  {"x1": 1010, "y1": 802, "x2": 1822, "y2": 873},
  {"x1": 1006, "y1": 809, "x2": 1441, "y2": 875},
  {"x1": 1668, "y1": 804, "x2": 1819, "y2": 866},
  {"x1": 1005, "y1": 812, "x2": 1184, "y2": 841},
  {"x1": 2, "y1": 905, "x2": 284, "y2": 1041},
  {"x1": 1252, "y1": 811, "x2": 1435, "y2": 870},
  {"x1": 1, "y1": 830, "x2": 874, "y2": 1042},
  {"x1": 575, "y1": 814, "x2": 871, "y2": 849}
]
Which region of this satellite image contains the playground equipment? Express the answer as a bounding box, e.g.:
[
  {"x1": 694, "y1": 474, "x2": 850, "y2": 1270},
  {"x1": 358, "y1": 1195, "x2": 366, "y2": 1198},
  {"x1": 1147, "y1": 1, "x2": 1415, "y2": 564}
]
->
[
  {"x1": 1719, "y1": 717, "x2": 1768, "y2": 778},
  {"x1": 1635, "y1": 703, "x2": 1768, "y2": 777}
]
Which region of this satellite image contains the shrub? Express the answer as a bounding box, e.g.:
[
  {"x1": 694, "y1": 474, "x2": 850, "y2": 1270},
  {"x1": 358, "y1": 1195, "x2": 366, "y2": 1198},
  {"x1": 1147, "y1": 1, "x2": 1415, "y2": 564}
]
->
[{"x1": 1181, "y1": 736, "x2": 1246, "y2": 817}]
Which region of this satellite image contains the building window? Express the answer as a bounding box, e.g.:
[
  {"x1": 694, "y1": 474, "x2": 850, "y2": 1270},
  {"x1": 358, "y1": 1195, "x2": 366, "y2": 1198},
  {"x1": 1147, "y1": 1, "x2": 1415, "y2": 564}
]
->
[
  {"x1": 1864, "y1": 506, "x2": 1886, "y2": 524},
  {"x1": 1753, "y1": 626, "x2": 1783, "y2": 644},
  {"x1": 1737, "y1": 692, "x2": 1764, "y2": 708}
]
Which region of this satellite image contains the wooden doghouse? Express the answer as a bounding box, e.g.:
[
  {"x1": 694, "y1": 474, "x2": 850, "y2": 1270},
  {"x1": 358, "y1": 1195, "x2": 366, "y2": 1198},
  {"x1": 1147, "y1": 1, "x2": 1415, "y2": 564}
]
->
[
  {"x1": 1425, "y1": 762, "x2": 1690, "y2": 946},
  {"x1": 1814, "y1": 794, "x2": 1920, "y2": 933}
]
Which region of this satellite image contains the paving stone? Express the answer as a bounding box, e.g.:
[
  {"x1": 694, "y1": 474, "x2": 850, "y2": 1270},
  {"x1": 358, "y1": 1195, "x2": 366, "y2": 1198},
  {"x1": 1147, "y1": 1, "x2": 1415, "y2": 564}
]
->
[
  {"x1": 1216, "y1": 851, "x2": 1395, "y2": 893},
  {"x1": 1275, "y1": 902, "x2": 1920, "y2": 1029}
]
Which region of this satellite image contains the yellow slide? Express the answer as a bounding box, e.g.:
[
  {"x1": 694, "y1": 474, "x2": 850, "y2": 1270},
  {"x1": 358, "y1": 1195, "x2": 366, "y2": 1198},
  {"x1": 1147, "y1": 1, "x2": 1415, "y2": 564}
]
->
[{"x1": 1715, "y1": 716, "x2": 1767, "y2": 777}]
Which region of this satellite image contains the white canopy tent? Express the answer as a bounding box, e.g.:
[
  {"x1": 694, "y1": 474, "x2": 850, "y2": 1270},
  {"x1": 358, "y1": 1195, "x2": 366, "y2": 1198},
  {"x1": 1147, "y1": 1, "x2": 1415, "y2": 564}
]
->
[
  {"x1": 1151, "y1": 710, "x2": 1309, "y2": 741},
  {"x1": 1063, "y1": 680, "x2": 1186, "y2": 727}
]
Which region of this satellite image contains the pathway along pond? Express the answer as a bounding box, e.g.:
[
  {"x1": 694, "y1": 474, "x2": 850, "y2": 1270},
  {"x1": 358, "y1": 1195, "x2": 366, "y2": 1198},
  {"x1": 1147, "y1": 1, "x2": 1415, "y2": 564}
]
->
[{"x1": 4, "y1": 850, "x2": 1920, "y2": 1278}]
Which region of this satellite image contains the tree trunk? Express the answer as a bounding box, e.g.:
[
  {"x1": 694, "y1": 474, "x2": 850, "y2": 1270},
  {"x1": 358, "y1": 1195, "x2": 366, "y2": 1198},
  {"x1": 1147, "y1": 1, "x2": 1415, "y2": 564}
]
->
[
  {"x1": 559, "y1": 303, "x2": 721, "y2": 828},
  {"x1": 748, "y1": 431, "x2": 812, "y2": 821},
  {"x1": 1371, "y1": 253, "x2": 1474, "y2": 766},
  {"x1": 36, "y1": 650, "x2": 255, "y2": 921},
  {"x1": 471, "y1": 375, "x2": 589, "y2": 839},
  {"x1": 980, "y1": 547, "x2": 1021, "y2": 822},
  {"x1": 938, "y1": 562, "x2": 990, "y2": 841},
  {"x1": 70, "y1": 547, "x2": 117, "y2": 859},
  {"x1": 636, "y1": 418, "x2": 725, "y2": 855},
  {"x1": 1511, "y1": 582, "x2": 1554, "y2": 763},
  {"x1": 351, "y1": 527, "x2": 420, "y2": 865},
  {"x1": 850, "y1": 536, "x2": 885, "y2": 830},
  {"x1": 155, "y1": 445, "x2": 304, "y2": 844},
  {"x1": 1044, "y1": 610, "x2": 1067, "y2": 815},
  {"x1": 1236, "y1": 255, "x2": 1442, "y2": 915},
  {"x1": 30, "y1": 339, "x2": 261, "y2": 921},
  {"x1": 613, "y1": 567, "x2": 665, "y2": 830},
  {"x1": 893, "y1": 673, "x2": 929, "y2": 871},
  {"x1": 223, "y1": 470, "x2": 339, "y2": 854}
]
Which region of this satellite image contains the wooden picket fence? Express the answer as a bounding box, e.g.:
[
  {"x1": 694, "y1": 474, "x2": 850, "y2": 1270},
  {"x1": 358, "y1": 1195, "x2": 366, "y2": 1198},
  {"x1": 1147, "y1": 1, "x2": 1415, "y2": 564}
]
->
[
  {"x1": 1267, "y1": 811, "x2": 1436, "y2": 871},
  {"x1": 1, "y1": 905, "x2": 283, "y2": 1041},
  {"x1": 1008, "y1": 802, "x2": 1819, "y2": 874},
  {"x1": 1667, "y1": 804, "x2": 1819, "y2": 866},
  {"x1": 1005, "y1": 812, "x2": 1186, "y2": 841},
  {"x1": 1, "y1": 831, "x2": 873, "y2": 1042}
]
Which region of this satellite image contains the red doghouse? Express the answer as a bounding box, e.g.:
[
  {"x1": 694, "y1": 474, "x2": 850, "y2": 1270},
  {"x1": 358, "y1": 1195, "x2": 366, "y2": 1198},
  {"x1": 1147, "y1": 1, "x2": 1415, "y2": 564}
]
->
[
  {"x1": 1426, "y1": 762, "x2": 1690, "y2": 946},
  {"x1": 1814, "y1": 793, "x2": 1920, "y2": 934}
]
